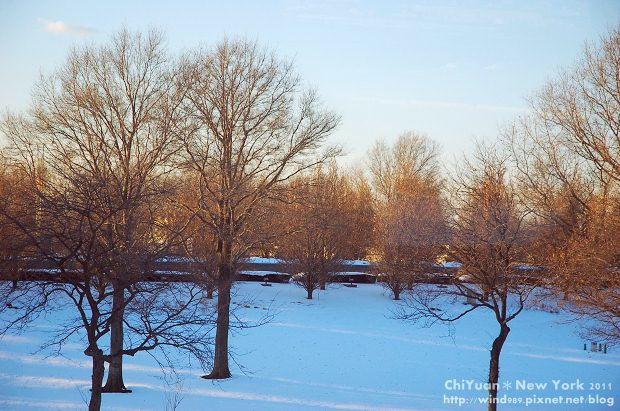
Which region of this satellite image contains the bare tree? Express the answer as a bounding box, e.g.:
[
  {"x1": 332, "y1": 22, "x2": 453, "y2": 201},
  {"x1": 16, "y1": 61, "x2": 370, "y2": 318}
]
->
[
  {"x1": 534, "y1": 25, "x2": 620, "y2": 184},
  {"x1": 374, "y1": 178, "x2": 446, "y2": 299},
  {"x1": 179, "y1": 38, "x2": 339, "y2": 379},
  {"x1": 368, "y1": 132, "x2": 445, "y2": 299},
  {"x1": 506, "y1": 25, "x2": 620, "y2": 345},
  {"x1": 172, "y1": 175, "x2": 219, "y2": 299},
  {"x1": 0, "y1": 156, "x2": 33, "y2": 281},
  {"x1": 342, "y1": 168, "x2": 375, "y2": 260},
  {"x1": 397, "y1": 144, "x2": 536, "y2": 411},
  {"x1": 278, "y1": 164, "x2": 352, "y2": 299},
  {"x1": 0, "y1": 29, "x2": 215, "y2": 410}
]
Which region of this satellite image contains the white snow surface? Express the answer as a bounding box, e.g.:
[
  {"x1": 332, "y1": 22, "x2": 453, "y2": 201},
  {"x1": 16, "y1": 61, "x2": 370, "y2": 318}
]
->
[
  {"x1": 437, "y1": 261, "x2": 461, "y2": 269},
  {"x1": 244, "y1": 257, "x2": 285, "y2": 264},
  {"x1": 340, "y1": 260, "x2": 371, "y2": 266},
  {"x1": 238, "y1": 270, "x2": 287, "y2": 276},
  {"x1": 332, "y1": 272, "x2": 374, "y2": 276},
  {"x1": 0, "y1": 282, "x2": 618, "y2": 410}
]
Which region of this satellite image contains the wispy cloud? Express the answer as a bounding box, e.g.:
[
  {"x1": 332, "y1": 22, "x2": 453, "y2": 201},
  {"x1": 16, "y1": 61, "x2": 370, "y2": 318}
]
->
[
  {"x1": 440, "y1": 63, "x2": 458, "y2": 72},
  {"x1": 287, "y1": 1, "x2": 572, "y2": 31},
  {"x1": 37, "y1": 18, "x2": 97, "y2": 36},
  {"x1": 352, "y1": 96, "x2": 527, "y2": 113}
]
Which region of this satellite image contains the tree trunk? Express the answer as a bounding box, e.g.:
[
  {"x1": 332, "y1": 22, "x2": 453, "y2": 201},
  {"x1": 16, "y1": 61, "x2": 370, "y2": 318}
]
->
[
  {"x1": 307, "y1": 288, "x2": 313, "y2": 299},
  {"x1": 206, "y1": 283, "x2": 214, "y2": 299},
  {"x1": 487, "y1": 324, "x2": 510, "y2": 411},
  {"x1": 203, "y1": 280, "x2": 231, "y2": 379},
  {"x1": 202, "y1": 245, "x2": 232, "y2": 380},
  {"x1": 89, "y1": 352, "x2": 105, "y2": 411},
  {"x1": 103, "y1": 283, "x2": 130, "y2": 393},
  {"x1": 319, "y1": 282, "x2": 326, "y2": 291},
  {"x1": 393, "y1": 288, "x2": 401, "y2": 300}
]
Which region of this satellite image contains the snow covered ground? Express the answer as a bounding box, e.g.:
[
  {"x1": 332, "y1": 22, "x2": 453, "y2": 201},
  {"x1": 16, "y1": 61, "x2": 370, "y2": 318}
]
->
[{"x1": 0, "y1": 282, "x2": 618, "y2": 410}]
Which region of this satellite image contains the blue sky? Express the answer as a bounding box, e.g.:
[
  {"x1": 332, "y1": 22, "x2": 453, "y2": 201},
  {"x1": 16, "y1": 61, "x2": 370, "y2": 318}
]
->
[{"x1": 1, "y1": 0, "x2": 618, "y2": 164}]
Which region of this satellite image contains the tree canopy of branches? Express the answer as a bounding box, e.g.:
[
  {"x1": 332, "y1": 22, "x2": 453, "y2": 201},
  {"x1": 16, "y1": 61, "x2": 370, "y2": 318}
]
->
[
  {"x1": 506, "y1": 25, "x2": 620, "y2": 345},
  {"x1": 179, "y1": 38, "x2": 339, "y2": 379}
]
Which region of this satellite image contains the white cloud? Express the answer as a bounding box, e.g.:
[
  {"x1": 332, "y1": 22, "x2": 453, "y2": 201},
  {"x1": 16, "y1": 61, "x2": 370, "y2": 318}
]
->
[{"x1": 37, "y1": 18, "x2": 97, "y2": 36}]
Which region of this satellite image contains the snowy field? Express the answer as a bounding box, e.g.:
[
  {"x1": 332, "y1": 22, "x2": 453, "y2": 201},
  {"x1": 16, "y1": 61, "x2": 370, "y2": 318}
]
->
[{"x1": 0, "y1": 282, "x2": 618, "y2": 410}]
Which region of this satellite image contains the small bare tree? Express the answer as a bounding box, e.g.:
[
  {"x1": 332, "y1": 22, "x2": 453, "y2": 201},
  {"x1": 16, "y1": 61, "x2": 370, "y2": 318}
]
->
[
  {"x1": 342, "y1": 169, "x2": 375, "y2": 260},
  {"x1": 278, "y1": 165, "x2": 352, "y2": 299},
  {"x1": 172, "y1": 175, "x2": 219, "y2": 299},
  {"x1": 179, "y1": 38, "x2": 339, "y2": 379},
  {"x1": 398, "y1": 144, "x2": 536, "y2": 411}
]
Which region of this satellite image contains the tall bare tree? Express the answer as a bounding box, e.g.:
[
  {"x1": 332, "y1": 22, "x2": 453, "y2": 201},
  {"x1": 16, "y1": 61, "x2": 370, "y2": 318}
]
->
[
  {"x1": 398, "y1": 144, "x2": 536, "y2": 411},
  {"x1": 179, "y1": 38, "x2": 339, "y2": 379}
]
